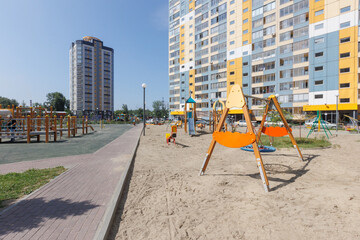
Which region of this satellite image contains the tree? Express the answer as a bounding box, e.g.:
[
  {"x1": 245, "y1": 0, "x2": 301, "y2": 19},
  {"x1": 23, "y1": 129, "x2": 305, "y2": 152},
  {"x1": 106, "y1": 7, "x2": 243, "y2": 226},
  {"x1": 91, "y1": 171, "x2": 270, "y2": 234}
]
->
[
  {"x1": 0, "y1": 96, "x2": 19, "y2": 108},
  {"x1": 45, "y1": 92, "x2": 68, "y2": 111},
  {"x1": 122, "y1": 104, "x2": 129, "y2": 121},
  {"x1": 266, "y1": 104, "x2": 292, "y2": 124},
  {"x1": 152, "y1": 100, "x2": 168, "y2": 119}
]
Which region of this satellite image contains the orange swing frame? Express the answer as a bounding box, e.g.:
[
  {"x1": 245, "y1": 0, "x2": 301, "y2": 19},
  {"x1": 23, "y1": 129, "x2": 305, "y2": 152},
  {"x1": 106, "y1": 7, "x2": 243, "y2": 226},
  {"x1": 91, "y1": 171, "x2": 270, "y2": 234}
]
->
[
  {"x1": 256, "y1": 95, "x2": 303, "y2": 161},
  {"x1": 199, "y1": 85, "x2": 304, "y2": 192}
]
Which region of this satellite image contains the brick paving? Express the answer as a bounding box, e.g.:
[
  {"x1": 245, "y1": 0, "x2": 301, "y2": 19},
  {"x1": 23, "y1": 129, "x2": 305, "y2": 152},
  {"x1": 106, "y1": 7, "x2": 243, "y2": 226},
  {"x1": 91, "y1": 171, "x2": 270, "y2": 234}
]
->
[{"x1": 0, "y1": 125, "x2": 142, "y2": 240}]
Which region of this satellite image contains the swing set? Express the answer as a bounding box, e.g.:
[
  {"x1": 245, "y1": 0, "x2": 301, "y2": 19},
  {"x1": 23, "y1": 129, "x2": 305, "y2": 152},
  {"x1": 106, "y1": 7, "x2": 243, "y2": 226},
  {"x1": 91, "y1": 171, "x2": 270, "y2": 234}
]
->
[{"x1": 199, "y1": 84, "x2": 303, "y2": 192}]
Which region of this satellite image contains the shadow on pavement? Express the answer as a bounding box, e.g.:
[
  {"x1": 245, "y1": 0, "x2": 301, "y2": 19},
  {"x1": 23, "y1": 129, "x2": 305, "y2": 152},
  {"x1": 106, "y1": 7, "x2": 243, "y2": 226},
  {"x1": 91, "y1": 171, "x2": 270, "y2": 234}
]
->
[{"x1": 0, "y1": 197, "x2": 99, "y2": 236}]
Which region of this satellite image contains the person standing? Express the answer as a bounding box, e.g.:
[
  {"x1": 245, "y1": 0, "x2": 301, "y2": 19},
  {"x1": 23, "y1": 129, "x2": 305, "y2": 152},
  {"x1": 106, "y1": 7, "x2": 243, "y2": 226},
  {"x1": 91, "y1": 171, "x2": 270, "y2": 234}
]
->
[{"x1": 7, "y1": 115, "x2": 16, "y2": 142}]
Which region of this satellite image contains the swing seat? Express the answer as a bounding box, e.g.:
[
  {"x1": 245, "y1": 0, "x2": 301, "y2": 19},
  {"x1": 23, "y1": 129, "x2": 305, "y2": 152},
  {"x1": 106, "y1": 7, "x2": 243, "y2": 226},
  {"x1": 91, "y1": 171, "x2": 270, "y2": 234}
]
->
[
  {"x1": 213, "y1": 131, "x2": 256, "y2": 148},
  {"x1": 262, "y1": 126, "x2": 291, "y2": 137}
]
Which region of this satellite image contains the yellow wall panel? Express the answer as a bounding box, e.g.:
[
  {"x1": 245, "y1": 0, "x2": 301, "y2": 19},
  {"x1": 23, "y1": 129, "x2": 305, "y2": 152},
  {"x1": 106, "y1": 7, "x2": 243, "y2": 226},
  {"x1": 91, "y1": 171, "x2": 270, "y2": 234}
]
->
[
  {"x1": 179, "y1": 24, "x2": 185, "y2": 64},
  {"x1": 189, "y1": 0, "x2": 195, "y2": 11},
  {"x1": 310, "y1": 0, "x2": 324, "y2": 23},
  {"x1": 242, "y1": 0, "x2": 251, "y2": 44},
  {"x1": 227, "y1": 58, "x2": 242, "y2": 95},
  {"x1": 338, "y1": 26, "x2": 358, "y2": 104}
]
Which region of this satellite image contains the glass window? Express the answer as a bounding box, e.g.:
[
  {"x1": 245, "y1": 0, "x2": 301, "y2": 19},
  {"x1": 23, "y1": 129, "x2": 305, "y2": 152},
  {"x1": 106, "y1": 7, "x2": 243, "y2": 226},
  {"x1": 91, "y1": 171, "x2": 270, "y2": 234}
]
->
[
  {"x1": 315, "y1": 9, "x2": 324, "y2": 16},
  {"x1": 315, "y1": 52, "x2": 323, "y2": 57},
  {"x1": 340, "y1": 21, "x2": 350, "y2": 29},
  {"x1": 340, "y1": 6, "x2": 350, "y2": 13},
  {"x1": 340, "y1": 67, "x2": 350, "y2": 73},
  {"x1": 315, "y1": 66, "x2": 323, "y2": 71},
  {"x1": 314, "y1": 80, "x2": 323, "y2": 85},
  {"x1": 340, "y1": 52, "x2": 350, "y2": 58},
  {"x1": 315, "y1": 23, "x2": 324, "y2": 30},
  {"x1": 340, "y1": 37, "x2": 350, "y2": 43},
  {"x1": 340, "y1": 83, "x2": 350, "y2": 88}
]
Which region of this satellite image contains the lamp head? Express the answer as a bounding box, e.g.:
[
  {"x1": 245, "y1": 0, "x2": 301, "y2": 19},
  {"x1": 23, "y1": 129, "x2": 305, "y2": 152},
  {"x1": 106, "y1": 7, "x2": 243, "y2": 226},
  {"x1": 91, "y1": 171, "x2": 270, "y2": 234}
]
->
[{"x1": 142, "y1": 83, "x2": 147, "y2": 88}]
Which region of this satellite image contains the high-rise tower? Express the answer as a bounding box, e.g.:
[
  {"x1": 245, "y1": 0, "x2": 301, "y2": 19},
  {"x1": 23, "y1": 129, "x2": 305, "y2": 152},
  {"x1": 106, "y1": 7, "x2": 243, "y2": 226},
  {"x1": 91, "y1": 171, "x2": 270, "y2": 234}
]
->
[
  {"x1": 70, "y1": 36, "x2": 114, "y2": 117},
  {"x1": 169, "y1": 0, "x2": 360, "y2": 121}
]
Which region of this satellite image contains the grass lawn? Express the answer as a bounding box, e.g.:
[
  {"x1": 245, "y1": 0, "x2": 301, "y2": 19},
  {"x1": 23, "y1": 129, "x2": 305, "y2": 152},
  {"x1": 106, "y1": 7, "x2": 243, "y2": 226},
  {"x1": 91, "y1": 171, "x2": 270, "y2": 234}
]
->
[
  {"x1": 259, "y1": 135, "x2": 331, "y2": 149},
  {"x1": 0, "y1": 167, "x2": 66, "y2": 208}
]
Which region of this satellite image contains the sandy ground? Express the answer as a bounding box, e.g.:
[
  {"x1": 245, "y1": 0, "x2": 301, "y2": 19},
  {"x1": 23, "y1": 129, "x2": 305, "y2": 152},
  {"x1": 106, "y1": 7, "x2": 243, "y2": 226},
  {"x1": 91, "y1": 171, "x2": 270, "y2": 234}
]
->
[{"x1": 109, "y1": 125, "x2": 360, "y2": 240}]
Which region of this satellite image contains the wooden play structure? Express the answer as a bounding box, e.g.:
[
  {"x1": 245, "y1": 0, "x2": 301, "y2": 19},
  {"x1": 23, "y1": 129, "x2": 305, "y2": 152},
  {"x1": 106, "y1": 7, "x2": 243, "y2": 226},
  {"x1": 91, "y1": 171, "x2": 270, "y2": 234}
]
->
[
  {"x1": 184, "y1": 97, "x2": 197, "y2": 135},
  {"x1": 306, "y1": 111, "x2": 332, "y2": 139},
  {"x1": 166, "y1": 125, "x2": 177, "y2": 145},
  {"x1": 0, "y1": 105, "x2": 94, "y2": 143},
  {"x1": 199, "y1": 85, "x2": 303, "y2": 192},
  {"x1": 209, "y1": 100, "x2": 226, "y2": 132}
]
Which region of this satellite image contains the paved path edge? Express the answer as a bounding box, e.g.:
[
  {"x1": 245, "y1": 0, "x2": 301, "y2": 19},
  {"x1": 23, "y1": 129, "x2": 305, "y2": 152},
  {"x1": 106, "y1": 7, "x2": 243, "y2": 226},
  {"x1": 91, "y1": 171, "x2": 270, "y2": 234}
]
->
[{"x1": 93, "y1": 126, "x2": 143, "y2": 240}]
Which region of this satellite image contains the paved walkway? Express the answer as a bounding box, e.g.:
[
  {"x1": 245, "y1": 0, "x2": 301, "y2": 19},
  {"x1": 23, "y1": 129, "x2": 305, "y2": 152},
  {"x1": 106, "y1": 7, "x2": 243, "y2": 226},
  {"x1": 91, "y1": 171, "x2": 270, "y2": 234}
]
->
[{"x1": 0, "y1": 125, "x2": 142, "y2": 240}]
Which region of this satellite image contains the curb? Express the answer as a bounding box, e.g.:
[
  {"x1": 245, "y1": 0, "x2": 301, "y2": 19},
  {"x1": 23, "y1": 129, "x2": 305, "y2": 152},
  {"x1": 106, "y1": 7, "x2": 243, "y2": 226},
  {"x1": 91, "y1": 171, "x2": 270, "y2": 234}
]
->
[{"x1": 93, "y1": 126, "x2": 143, "y2": 240}]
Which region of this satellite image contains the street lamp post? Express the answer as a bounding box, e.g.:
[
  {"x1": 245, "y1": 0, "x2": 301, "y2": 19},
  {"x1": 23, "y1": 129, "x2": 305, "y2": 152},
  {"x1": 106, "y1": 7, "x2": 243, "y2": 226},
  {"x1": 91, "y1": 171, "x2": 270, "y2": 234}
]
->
[
  {"x1": 335, "y1": 94, "x2": 339, "y2": 136},
  {"x1": 142, "y1": 83, "x2": 147, "y2": 136}
]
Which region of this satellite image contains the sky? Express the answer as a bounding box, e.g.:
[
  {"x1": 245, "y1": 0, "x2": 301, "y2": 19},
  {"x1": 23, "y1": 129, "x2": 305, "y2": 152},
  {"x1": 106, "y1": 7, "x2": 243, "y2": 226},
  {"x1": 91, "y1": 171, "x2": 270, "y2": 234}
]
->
[{"x1": 0, "y1": 0, "x2": 169, "y2": 110}]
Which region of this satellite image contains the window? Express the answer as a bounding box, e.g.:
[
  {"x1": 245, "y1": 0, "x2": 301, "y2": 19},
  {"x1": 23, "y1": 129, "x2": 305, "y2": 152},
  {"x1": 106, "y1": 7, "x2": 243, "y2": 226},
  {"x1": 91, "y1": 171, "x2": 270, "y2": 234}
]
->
[
  {"x1": 229, "y1": 61, "x2": 235, "y2": 65},
  {"x1": 315, "y1": 9, "x2": 324, "y2": 16},
  {"x1": 230, "y1": 51, "x2": 235, "y2": 55},
  {"x1": 230, "y1": 31, "x2": 235, "y2": 35},
  {"x1": 230, "y1": 0, "x2": 235, "y2": 4},
  {"x1": 315, "y1": 37, "x2": 324, "y2": 44},
  {"x1": 340, "y1": 52, "x2": 350, "y2": 58},
  {"x1": 243, "y1": 73, "x2": 248, "y2": 76},
  {"x1": 340, "y1": 68, "x2": 350, "y2": 73},
  {"x1": 243, "y1": 29, "x2": 248, "y2": 34},
  {"x1": 243, "y1": 8, "x2": 248, "y2": 13},
  {"x1": 243, "y1": 83, "x2": 248, "y2": 87},
  {"x1": 230, "y1": 10, "x2": 235, "y2": 15},
  {"x1": 340, "y1": 6, "x2": 350, "y2": 13},
  {"x1": 243, "y1": 40, "x2": 248, "y2": 45},
  {"x1": 340, "y1": 83, "x2": 350, "y2": 88},
  {"x1": 315, "y1": 94, "x2": 323, "y2": 99},
  {"x1": 340, "y1": 37, "x2": 350, "y2": 43},
  {"x1": 315, "y1": 52, "x2": 323, "y2": 57},
  {"x1": 340, "y1": 98, "x2": 350, "y2": 103},
  {"x1": 230, "y1": 41, "x2": 235, "y2": 45},
  {"x1": 230, "y1": 71, "x2": 235, "y2": 75},
  {"x1": 243, "y1": 62, "x2": 248, "y2": 66},
  {"x1": 340, "y1": 21, "x2": 350, "y2": 29},
  {"x1": 230, "y1": 20, "x2": 235, "y2": 25},
  {"x1": 315, "y1": 23, "x2": 324, "y2": 30},
  {"x1": 315, "y1": 66, "x2": 323, "y2": 71},
  {"x1": 314, "y1": 80, "x2": 323, "y2": 85},
  {"x1": 243, "y1": 18, "x2": 248, "y2": 24},
  {"x1": 230, "y1": 81, "x2": 235, "y2": 85}
]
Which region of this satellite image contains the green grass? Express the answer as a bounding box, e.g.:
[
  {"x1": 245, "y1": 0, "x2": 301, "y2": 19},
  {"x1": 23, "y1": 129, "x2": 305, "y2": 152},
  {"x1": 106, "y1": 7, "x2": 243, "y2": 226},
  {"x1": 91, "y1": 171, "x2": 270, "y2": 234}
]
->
[
  {"x1": 0, "y1": 167, "x2": 66, "y2": 208},
  {"x1": 259, "y1": 135, "x2": 331, "y2": 149}
]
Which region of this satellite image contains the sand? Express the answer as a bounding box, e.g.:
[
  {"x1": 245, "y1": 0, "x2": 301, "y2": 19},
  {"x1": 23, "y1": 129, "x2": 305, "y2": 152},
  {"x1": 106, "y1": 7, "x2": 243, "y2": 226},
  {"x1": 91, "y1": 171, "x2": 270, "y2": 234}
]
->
[{"x1": 109, "y1": 125, "x2": 360, "y2": 240}]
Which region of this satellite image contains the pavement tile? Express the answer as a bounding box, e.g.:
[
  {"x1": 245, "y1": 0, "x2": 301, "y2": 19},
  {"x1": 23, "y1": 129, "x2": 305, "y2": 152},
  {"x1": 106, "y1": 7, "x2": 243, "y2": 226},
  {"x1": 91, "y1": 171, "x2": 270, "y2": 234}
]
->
[{"x1": 0, "y1": 125, "x2": 141, "y2": 239}]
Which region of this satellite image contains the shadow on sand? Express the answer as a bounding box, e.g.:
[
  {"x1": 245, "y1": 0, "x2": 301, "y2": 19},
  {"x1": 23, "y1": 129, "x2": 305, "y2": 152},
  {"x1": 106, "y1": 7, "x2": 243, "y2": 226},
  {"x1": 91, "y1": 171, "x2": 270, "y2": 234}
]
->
[{"x1": 206, "y1": 154, "x2": 319, "y2": 191}]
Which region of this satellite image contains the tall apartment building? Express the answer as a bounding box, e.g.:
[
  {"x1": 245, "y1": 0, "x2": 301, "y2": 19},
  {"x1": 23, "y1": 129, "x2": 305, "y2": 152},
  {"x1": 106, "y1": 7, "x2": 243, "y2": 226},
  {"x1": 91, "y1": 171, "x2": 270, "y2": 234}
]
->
[
  {"x1": 169, "y1": 0, "x2": 360, "y2": 121},
  {"x1": 70, "y1": 36, "x2": 114, "y2": 117}
]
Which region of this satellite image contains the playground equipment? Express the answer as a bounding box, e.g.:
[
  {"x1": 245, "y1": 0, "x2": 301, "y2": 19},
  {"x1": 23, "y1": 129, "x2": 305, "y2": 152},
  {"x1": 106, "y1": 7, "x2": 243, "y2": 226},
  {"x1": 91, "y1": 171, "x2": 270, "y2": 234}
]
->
[
  {"x1": 241, "y1": 145, "x2": 276, "y2": 152},
  {"x1": 184, "y1": 97, "x2": 197, "y2": 135},
  {"x1": 344, "y1": 115, "x2": 359, "y2": 133},
  {"x1": 254, "y1": 95, "x2": 303, "y2": 159},
  {"x1": 0, "y1": 105, "x2": 95, "y2": 143},
  {"x1": 209, "y1": 100, "x2": 225, "y2": 132},
  {"x1": 306, "y1": 111, "x2": 332, "y2": 139},
  {"x1": 166, "y1": 125, "x2": 177, "y2": 145},
  {"x1": 199, "y1": 85, "x2": 303, "y2": 192}
]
